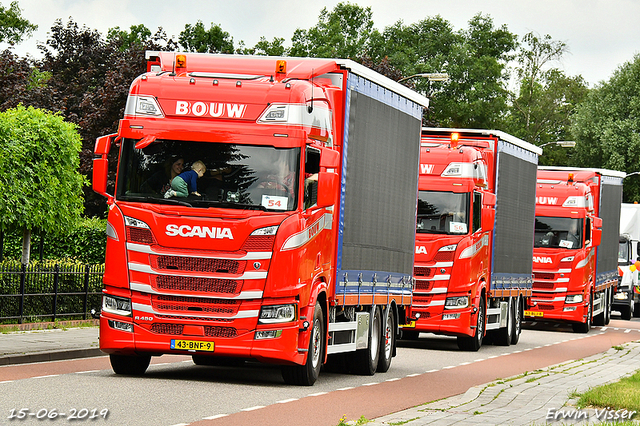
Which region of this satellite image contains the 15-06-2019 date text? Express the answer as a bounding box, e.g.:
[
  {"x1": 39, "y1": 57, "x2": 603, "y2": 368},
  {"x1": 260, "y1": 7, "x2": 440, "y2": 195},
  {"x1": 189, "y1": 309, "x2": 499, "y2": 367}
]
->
[{"x1": 8, "y1": 408, "x2": 109, "y2": 421}]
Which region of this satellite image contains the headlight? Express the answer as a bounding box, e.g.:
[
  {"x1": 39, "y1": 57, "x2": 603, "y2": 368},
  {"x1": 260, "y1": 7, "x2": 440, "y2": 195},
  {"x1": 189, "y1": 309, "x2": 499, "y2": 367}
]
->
[
  {"x1": 445, "y1": 296, "x2": 469, "y2": 309},
  {"x1": 565, "y1": 294, "x2": 583, "y2": 304},
  {"x1": 102, "y1": 295, "x2": 132, "y2": 316},
  {"x1": 259, "y1": 304, "x2": 296, "y2": 324}
]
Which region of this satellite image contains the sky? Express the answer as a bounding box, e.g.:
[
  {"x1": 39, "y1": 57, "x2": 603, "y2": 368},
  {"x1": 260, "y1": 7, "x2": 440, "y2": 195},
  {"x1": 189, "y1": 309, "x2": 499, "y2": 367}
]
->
[{"x1": 5, "y1": 0, "x2": 640, "y2": 87}]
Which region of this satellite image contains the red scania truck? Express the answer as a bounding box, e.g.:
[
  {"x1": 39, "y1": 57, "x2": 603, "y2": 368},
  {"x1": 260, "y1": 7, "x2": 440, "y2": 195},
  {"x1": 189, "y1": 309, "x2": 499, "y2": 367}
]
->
[
  {"x1": 92, "y1": 51, "x2": 428, "y2": 385},
  {"x1": 525, "y1": 167, "x2": 624, "y2": 332},
  {"x1": 402, "y1": 128, "x2": 541, "y2": 351}
]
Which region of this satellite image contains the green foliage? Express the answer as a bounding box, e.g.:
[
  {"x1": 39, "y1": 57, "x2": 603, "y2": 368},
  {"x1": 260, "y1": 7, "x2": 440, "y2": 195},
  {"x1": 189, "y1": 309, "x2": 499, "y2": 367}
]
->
[
  {"x1": 0, "y1": 1, "x2": 37, "y2": 45},
  {"x1": 571, "y1": 54, "x2": 640, "y2": 201},
  {"x1": 505, "y1": 32, "x2": 588, "y2": 161},
  {"x1": 179, "y1": 21, "x2": 234, "y2": 54},
  {"x1": 239, "y1": 36, "x2": 286, "y2": 56},
  {"x1": 576, "y1": 369, "x2": 640, "y2": 411},
  {"x1": 0, "y1": 105, "x2": 86, "y2": 236},
  {"x1": 369, "y1": 13, "x2": 517, "y2": 128},
  {"x1": 290, "y1": 2, "x2": 374, "y2": 59},
  {"x1": 2, "y1": 217, "x2": 106, "y2": 263},
  {"x1": 107, "y1": 24, "x2": 152, "y2": 51}
]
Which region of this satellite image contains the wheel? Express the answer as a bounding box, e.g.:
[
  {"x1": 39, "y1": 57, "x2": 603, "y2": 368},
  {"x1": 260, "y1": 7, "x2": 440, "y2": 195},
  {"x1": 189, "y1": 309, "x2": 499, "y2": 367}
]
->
[
  {"x1": 401, "y1": 329, "x2": 420, "y2": 340},
  {"x1": 511, "y1": 296, "x2": 522, "y2": 345},
  {"x1": 457, "y1": 296, "x2": 485, "y2": 351},
  {"x1": 494, "y1": 298, "x2": 513, "y2": 346},
  {"x1": 349, "y1": 307, "x2": 381, "y2": 375},
  {"x1": 572, "y1": 297, "x2": 592, "y2": 333},
  {"x1": 594, "y1": 290, "x2": 608, "y2": 326},
  {"x1": 634, "y1": 301, "x2": 640, "y2": 318},
  {"x1": 192, "y1": 355, "x2": 245, "y2": 367},
  {"x1": 282, "y1": 302, "x2": 324, "y2": 386},
  {"x1": 377, "y1": 307, "x2": 395, "y2": 373},
  {"x1": 109, "y1": 354, "x2": 151, "y2": 375}
]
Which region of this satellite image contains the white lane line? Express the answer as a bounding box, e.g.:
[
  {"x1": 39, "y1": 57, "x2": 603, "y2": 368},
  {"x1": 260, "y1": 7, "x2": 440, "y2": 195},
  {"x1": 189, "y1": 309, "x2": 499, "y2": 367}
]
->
[
  {"x1": 203, "y1": 414, "x2": 227, "y2": 420},
  {"x1": 241, "y1": 406, "x2": 265, "y2": 412}
]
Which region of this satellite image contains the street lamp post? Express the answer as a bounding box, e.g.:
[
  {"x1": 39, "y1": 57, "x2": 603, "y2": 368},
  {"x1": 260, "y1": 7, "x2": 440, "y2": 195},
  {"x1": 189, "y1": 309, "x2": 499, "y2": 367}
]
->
[
  {"x1": 539, "y1": 141, "x2": 576, "y2": 149},
  {"x1": 398, "y1": 73, "x2": 449, "y2": 84}
]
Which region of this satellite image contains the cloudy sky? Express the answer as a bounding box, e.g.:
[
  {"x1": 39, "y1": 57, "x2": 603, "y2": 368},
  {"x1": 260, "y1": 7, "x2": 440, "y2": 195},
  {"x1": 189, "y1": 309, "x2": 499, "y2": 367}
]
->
[{"x1": 6, "y1": 0, "x2": 640, "y2": 86}]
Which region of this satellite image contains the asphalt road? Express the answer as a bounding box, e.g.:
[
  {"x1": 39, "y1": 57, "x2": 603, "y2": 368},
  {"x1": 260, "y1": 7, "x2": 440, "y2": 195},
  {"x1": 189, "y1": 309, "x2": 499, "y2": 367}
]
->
[{"x1": 1, "y1": 315, "x2": 639, "y2": 426}]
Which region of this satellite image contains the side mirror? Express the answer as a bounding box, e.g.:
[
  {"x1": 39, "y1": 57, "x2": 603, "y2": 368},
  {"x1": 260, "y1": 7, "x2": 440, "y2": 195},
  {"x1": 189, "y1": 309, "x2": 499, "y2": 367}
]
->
[
  {"x1": 592, "y1": 228, "x2": 602, "y2": 247},
  {"x1": 481, "y1": 208, "x2": 495, "y2": 233},
  {"x1": 93, "y1": 134, "x2": 117, "y2": 199},
  {"x1": 316, "y1": 171, "x2": 338, "y2": 208},
  {"x1": 320, "y1": 147, "x2": 340, "y2": 169},
  {"x1": 482, "y1": 192, "x2": 496, "y2": 207}
]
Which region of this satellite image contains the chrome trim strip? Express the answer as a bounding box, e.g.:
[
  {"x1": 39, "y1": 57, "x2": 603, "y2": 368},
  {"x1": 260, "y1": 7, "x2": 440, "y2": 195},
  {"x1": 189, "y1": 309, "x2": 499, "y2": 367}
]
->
[
  {"x1": 127, "y1": 242, "x2": 271, "y2": 260},
  {"x1": 128, "y1": 262, "x2": 267, "y2": 280},
  {"x1": 130, "y1": 282, "x2": 263, "y2": 299},
  {"x1": 133, "y1": 302, "x2": 259, "y2": 319}
]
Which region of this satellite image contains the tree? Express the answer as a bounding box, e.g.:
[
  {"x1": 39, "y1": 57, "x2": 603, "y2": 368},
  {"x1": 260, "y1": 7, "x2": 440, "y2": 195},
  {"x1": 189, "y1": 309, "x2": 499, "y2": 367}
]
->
[
  {"x1": 178, "y1": 21, "x2": 234, "y2": 53},
  {"x1": 369, "y1": 13, "x2": 517, "y2": 128},
  {"x1": 239, "y1": 36, "x2": 286, "y2": 56},
  {"x1": 0, "y1": 1, "x2": 37, "y2": 46},
  {"x1": 571, "y1": 54, "x2": 640, "y2": 202},
  {"x1": 506, "y1": 32, "x2": 588, "y2": 164},
  {"x1": 290, "y1": 2, "x2": 374, "y2": 59},
  {"x1": 0, "y1": 105, "x2": 86, "y2": 264}
]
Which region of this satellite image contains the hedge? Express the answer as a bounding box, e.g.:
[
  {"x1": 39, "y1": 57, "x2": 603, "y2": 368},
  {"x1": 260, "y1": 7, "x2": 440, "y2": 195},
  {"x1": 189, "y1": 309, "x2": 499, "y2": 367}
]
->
[{"x1": 1, "y1": 217, "x2": 106, "y2": 264}]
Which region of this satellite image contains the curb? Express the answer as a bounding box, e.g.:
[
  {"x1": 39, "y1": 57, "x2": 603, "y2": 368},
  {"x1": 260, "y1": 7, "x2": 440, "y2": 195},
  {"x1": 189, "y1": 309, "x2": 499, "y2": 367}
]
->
[
  {"x1": 0, "y1": 348, "x2": 105, "y2": 366},
  {"x1": 0, "y1": 319, "x2": 99, "y2": 333}
]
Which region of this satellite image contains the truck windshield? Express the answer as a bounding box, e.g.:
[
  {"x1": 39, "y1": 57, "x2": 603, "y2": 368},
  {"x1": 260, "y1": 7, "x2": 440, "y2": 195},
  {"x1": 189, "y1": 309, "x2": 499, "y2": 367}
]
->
[
  {"x1": 534, "y1": 217, "x2": 583, "y2": 249},
  {"x1": 116, "y1": 138, "x2": 300, "y2": 211},
  {"x1": 619, "y1": 240, "x2": 630, "y2": 263},
  {"x1": 416, "y1": 191, "x2": 469, "y2": 235}
]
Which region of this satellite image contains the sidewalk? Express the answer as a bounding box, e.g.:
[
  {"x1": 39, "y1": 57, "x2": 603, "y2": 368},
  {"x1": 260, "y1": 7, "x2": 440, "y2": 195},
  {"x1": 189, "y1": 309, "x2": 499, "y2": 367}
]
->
[
  {"x1": 0, "y1": 323, "x2": 102, "y2": 366},
  {"x1": 367, "y1": 341, "x2": 640, "y2": 425}
]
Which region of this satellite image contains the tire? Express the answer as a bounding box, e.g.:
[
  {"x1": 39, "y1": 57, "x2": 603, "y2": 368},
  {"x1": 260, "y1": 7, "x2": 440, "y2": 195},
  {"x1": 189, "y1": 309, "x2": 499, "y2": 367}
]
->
[
  {"x1": 494, "y1": 298, "x2": 513, "y2": 346},
  {"x1": 594, "y1": 290, "x2": 609, "y2": 326},
  {"x1": 634, "y1": 301, "x2": 640, "y2": 318},
  {"x1": 511, "y1": 296, "x2": 522, "y2": 345},
  {"x1": 349, "y1": 307, "x2": 381, "y2": 375},
  {"x1": 281, "y1": 301, "x2": 324, "y2": 386},
  {"x1": 377, "y1": 308, "x2": 395, "y2": 373},
  {"x1": 457, "y1": 296, "x2": 485, "y2": 351},
  {"x1": 621, "y1": 298, "x2": 632, "y2": 320},
  {"x1": 604, "y1": 288, "x2": 612, "y2": 325},
  {"x1": 109, "y1": 354, "x2": 151, "y2": 376},
  {"x1": 572, "y1": 297, "x2": 592, "y2": 333}
]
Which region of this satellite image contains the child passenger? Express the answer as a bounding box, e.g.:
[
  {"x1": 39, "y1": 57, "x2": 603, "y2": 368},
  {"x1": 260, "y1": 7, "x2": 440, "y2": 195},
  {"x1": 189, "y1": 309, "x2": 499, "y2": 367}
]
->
[{"x1": 165, "y1": 160, "x2": 206, "y2": 198}]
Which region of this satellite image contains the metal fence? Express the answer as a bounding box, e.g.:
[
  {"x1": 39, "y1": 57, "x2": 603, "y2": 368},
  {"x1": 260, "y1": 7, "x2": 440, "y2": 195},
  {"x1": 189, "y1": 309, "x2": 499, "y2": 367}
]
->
[{"x1": 0, "y1": 262, "x2": 104, "y2": 323}]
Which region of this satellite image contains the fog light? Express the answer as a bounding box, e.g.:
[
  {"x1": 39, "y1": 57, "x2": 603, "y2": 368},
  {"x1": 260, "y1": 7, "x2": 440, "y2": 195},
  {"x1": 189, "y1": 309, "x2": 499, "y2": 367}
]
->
[
  {"x1": 108, "y1": 320, "x2": 133, "y2": 332},
  {"x1": 255, "y1": 330, "x2": 282, "y2": 340},
  {"x1": 563, "y1": 307, "x2": 577, "y2": 312}
]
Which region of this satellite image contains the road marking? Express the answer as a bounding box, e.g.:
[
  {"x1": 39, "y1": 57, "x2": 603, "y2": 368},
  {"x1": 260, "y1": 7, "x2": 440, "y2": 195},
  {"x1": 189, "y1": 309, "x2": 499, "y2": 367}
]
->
[
  {"x1": 308, "y1": 391, "x2": 328, "y2": 396},
  {"x1": 241, "y1": 406, "x2": 265, "y2": 411},
  {"x1": 406, "y1": 373, "x2": 421, "y2": 377},
  {"x1": 337, "y1": 387, "x2": 355, "y2": 391},
  {"x1": 76, "y1": 370, "x2": 101, "y2": 374},
  {"x1": 362, "y1": 382, "x2": 378, "y2": 386},
  {"x1": 386, "y1": 378, "x2": 401, "y2": 382},
  {"x1": 458, "y1": 362, "x2": 471, "y2": 366},
  {"x1": 276, "y1": 398, "x2": 298, "y2": 404},
  {"x1": 203, "y1": 414, "x2": 227, "y2": 420},
  {"x1": 625, "y1": 329, "x2": 631, "y2": 333},
  {"x1": 32, "y1": 374, "x2": 59, "y2": 379},
  {"x1": 601, "y1": 327, "x2": 608, "y2": 331},
  {"x1": 443, "y1": 365, "x2": 455, "y2": 369},
  {"x1": 0, "y1": 380, "x2": 14, "y2": 384},
  {"x1": 425, "y1": 369, "x2": 438, "y2": 373},
  {"x1": 169, "y1": 423, "x2": 189, "y2": 426},
  {"x1": 474, "y1": 358, "x2": 485, "y2": 362}
]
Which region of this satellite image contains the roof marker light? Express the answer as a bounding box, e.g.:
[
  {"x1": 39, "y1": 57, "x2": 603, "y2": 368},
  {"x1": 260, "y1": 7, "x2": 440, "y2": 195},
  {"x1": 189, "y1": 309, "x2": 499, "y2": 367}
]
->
[
  {"x1": 276, "y1": 60, "x2": 287, "y2": 74},
  {"x1": 176, "y1": 54, "x2": 186, "y2": 68}
]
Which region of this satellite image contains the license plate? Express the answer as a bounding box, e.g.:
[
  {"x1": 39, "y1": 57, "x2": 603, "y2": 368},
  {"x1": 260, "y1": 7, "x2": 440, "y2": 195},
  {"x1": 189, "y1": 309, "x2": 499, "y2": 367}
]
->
[
  {"x1": 524, "y1": 310, "x2": 544, "y2": 318},
  {"x1": 170, "y1": 339, "x2": 215, "y2": 352},
  {"x1": 400, "y1": 321, "x2": 416, "y2": 328}
]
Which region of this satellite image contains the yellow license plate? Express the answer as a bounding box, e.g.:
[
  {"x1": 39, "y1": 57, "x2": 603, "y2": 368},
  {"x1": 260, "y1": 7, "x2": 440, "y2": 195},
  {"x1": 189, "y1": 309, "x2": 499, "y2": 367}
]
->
[
  {"x1": 524, "y1": 310, "x2": 544, "y2": 317},
  {"x1": 400, "y1": 321, "x2": 416, "y2": 328},
  {"x1": 170, "y1": 339, "x2": 215, "y2": 352}
]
